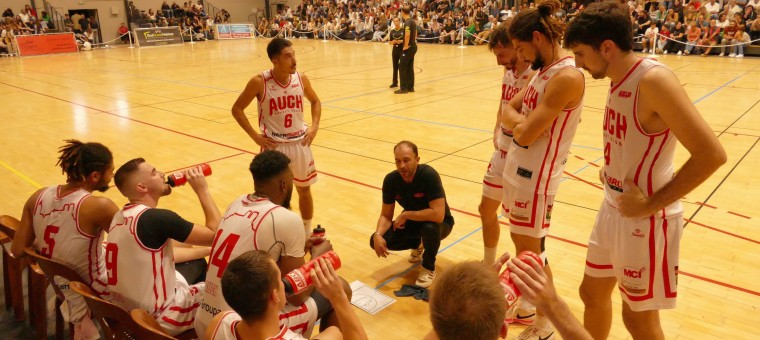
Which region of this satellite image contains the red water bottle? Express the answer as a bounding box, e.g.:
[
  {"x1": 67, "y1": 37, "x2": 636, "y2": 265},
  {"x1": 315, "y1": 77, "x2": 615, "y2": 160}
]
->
[
  {"x1": 166, "y1": 163, "x2": 212, "y2": 187},
  {"x1": 311, "y1": 225, "x2": 325, "y2": 245},
  {"x1": 283, "y1": 251, "x2": 341, "y2": 296},
  {"x1": 498, "y1": 251, "x2": 543, "y2": 308}
]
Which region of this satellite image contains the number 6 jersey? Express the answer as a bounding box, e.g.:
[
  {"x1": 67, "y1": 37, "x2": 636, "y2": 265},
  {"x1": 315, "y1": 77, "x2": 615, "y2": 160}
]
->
[
  {"x1": 258, "y1": 70, "x2": 308, "y2": 143},
  {"x1": 194, "y1": 194, "x2": 306, "y2": 335}
]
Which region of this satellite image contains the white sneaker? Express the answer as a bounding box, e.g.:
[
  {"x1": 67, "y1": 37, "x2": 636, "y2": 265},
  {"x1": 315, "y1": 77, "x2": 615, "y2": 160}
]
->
[
  {"x1": 516, "y1": 324, "x2": 555, "y2": 340},
  {"x1": 677, "y1": 51, "x2": 683, "y2": 55},
  {"x1": 506, "y1": 305, "x2": 537, "y2": 325},
  {"x1": 642, "y1": 49, "x2": 648, "y2": 53},
  {"x1": 663, "y1": 50, "x2": 668, "y2": 54},
  {"x1": 415, "y1": 267, "x2": 435, "y2": 288},
  {"x1": 409, "y1": 243, "x2": 424, "y2": 263},
  {"x1": 719, "y1": 52, "x2": 725, "y2": 56},
  {"x1": 737, "y1": 54, "x2": 744, "y2": 58},
  {"x1": 729, "y1": 53, "x2": 736, "y2": 57}
]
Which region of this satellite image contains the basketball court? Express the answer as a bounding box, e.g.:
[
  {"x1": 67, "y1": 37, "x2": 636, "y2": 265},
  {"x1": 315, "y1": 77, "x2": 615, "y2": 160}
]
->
[{"x1": 1, "y1": 38, "x2": 758, "y2": 339}]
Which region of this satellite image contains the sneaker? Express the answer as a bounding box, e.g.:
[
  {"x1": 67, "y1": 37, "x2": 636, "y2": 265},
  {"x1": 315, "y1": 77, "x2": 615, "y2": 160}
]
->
[
  {"x1": 719, "y1": 52, "x2": 725, "y2": 56},
  {"x1": 389, "y1": 83, "x2": 398, "y2": 88},
  {"x1": 506, "y1": 305, "x2": 537, "y2": 325},
  {"x1": 394, "y1": 89, "x2": 408, "y2": 94},
  {"x1": 729, "y1": 53, "x2": 736, "y2": 57},
  {"x1": 415, "y1": 267, "x2": 436, "y2": 288},
  {"x1": 642, "y1": 49, "x2": 648, "y2": 53},
  {"x1": 684, "y1": 50, "x2": 690, "y2": 55},
  {"x1": 663, "y1": 50, "x2": 668, "y2": 54},
  {"x1": 516, "y1": 324, "x2": 555, "y2": 340},
  {"x1": 677, "y1": 51, "x2": 683, "y2": 55},
  {"x1": 409, "y1": 244, "x2": 423, "y2": 263},
  {"x1": 737, "y1": 54, "x2": 744, "y2": 58}
]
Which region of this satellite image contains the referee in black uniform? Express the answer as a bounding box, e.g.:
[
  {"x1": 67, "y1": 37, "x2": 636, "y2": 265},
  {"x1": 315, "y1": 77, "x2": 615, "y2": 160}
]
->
[
  {"x1": 389, "y1": 17, "x2": 404, "y2": 88},
  {"x1": 370, "y1": 141, "x2": 454, "y2": 288},
  {"x1": 395, "y1": 6, "x2": 417, "y2": 94}
]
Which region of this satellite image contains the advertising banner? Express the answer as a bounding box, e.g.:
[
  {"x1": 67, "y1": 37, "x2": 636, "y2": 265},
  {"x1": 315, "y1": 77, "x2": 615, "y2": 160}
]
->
[
  {"x1": 15, "y1": 33, "x2": 78, "y2": 56},
  {"x1": 216, "y1": 24, "x2": 255, "y2": 40},
  {"x1": 134, "y1": 27, "x2": 183, "y2": 47}
]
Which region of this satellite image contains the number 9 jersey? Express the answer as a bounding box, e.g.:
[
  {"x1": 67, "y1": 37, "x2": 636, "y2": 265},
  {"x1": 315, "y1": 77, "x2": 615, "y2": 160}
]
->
[{"x1": 258, "y1": 70, "x2": 308, "y2": 143}]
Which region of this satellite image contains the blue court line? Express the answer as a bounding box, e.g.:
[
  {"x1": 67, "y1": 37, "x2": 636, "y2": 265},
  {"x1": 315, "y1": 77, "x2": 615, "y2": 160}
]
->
[
  {"x1": 374, "y1": 226, "x2": 484, "y2": 290},
  {"x1": 692, "y1": 70, "x2": 752, "y2": 104},
  {"x1": 561, "y1": 156, "x2": 605, "y2": 183},
  {"x1": 323, "y1": 104, "x2": 605, "y2": 151}
]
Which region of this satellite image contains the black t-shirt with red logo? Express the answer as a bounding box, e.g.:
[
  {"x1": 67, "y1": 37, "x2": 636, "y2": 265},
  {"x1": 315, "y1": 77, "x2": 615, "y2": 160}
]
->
[{"x1": 382, "y1": 164, "x2": 454, "y2": 225}]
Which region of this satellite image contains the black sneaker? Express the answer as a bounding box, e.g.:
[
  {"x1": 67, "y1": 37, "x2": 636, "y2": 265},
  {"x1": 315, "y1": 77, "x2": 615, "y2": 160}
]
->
[
  {"x1": 389, "y1": 83, "x2": 398, "y2": 88},
  {"x1": 408, "y1": 88, "x2": 415, "y2": 92},
  {"x1": 394, "y1": 89, "x2": 408, "y2": 94}
]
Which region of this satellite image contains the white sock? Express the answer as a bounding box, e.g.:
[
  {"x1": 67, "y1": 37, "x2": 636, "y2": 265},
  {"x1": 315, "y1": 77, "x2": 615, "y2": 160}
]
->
[
  {"x1": 303, "y1": 219, "x2": 312, "y2": 236},
  {"x1": 519, "y1": 297, "x2": 535, "y2": 310},
  {"x1": 484, "y1": 247, "x2": 497, "y2": 266},
  {"x1": 534, "y1": 316, "x2": 551, "y2": 329}
]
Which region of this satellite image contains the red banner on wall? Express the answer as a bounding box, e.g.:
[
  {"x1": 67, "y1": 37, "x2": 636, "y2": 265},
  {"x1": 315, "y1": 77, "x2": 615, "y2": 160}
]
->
[{"x1": 15, "y1": 33, "x2": 79, "y2": 56}]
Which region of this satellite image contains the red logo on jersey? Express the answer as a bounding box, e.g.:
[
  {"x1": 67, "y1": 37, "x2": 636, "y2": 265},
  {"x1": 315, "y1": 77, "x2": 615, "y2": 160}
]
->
[
  {"x1": 514, "y1": 200, "x2": 530, "y2": 209},
  {"x1": 623, "y1": 267, "x2": 646, "y2": 278},
  {"x1": 631, "y1": 228, "x2": 645, "y2": 238},
  {"x1": 291, "y1": 84, "x2": 298, "y2": 88},
  {"x1": 413, "y1": 193, "x2": 425, "y2": 198},
  {"x1": 523, "y1": 86, "x2": 539, "y2": 111},
  {"x1": 542, "y1": 75, "x2": 549, "y2": 80},
  {"x1": 502, "y1": 84, "x2": 520, "y2": 102},
  {"x1": 603, "y1": 107, "x2": 627, "y2": 140},
  {"x1": 618, "y1": 91, "x2": 632, "y2": 98},
  {"x1": 268, "y1": 95, "x2": 303, "y2": 114}
]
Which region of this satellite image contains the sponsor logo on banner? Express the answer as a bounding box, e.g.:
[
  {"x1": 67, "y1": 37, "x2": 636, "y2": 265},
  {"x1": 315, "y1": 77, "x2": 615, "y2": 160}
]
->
[
  {"x1": 134, "y1": 27, "x2": 183, "y2": 47},
  {"x1": 216, "y1": 24, "x2": 254, "y2": 39}
]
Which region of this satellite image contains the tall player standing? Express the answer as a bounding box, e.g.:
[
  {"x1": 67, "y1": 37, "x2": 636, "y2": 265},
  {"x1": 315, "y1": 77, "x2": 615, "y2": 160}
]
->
[
  {"x1": 480, "y1": 21, "x2": 535, "y2": 266},
  {"x1": 565, "y1": 2, "x2": 726, "y2": 339},
  {"x1": 232, "y1": 38, "x2": 322, "y2": 236},
  {"x1": 500, "y1": 1, "x2": 585, "y2": 338}
]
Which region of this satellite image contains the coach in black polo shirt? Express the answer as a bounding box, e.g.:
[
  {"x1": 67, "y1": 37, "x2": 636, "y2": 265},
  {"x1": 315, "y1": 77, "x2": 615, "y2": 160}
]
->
[{"x1": 370, "y1": 140, "x2": 454, "y2": 288}]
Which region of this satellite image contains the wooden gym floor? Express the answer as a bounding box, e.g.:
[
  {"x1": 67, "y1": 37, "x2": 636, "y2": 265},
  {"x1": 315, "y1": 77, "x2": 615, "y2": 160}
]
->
[{"x1": 0, "y1": 38, "x2": 759, "y2": 339}]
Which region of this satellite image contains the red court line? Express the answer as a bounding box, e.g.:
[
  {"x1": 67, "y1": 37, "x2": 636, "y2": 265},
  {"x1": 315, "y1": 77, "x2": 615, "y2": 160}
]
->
[
  {"x1": 574, "y1": 155, "x2": 585, "y2": 160},
  {"x1": 562, "y1": 171, "x2": 604, "y2": 190},
  {"x1": 587, "y1": 162, "x2": 600, "y2": 168},
  {"x1": 728, "y1": 211, "x2": 751, "y2": 219},
  {"x1": 165, "y1": 153, "x2": 245, "y2": 173},
  {"x1": 7, "y1": 81, "x2": 760, "y2": 298},
  {"x1": 684, "y1": 219, "x2": 760, "y2": 245},
  {"x1": 696, "y1": 202, "x2": 717, "y2": 209},
  {"x1": 678, "y1": 271, "x2": 760, "y2": 297}
]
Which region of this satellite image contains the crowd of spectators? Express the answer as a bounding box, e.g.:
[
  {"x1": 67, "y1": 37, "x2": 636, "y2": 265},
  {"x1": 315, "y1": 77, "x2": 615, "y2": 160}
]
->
[
  {"x1": 629, "y1": 0, "x2": 760, "y2": 56},
  {"x1": 127, "y1": 1, "x2": 232, "y2": 41},
  {"x1": 253, "y1": 0, "x2": 758, "y2": 55}
]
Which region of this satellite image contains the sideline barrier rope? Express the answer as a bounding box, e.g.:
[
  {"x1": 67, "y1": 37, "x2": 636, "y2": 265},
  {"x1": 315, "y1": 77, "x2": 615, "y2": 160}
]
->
[{"x1": 645, "y1": 31, "x2": 760, "y2": 49}]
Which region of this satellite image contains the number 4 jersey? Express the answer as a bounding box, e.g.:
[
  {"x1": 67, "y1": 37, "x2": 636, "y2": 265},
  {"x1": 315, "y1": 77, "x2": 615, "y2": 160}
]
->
[
  {"x1": 258, "y1": 70, "x2": 308, "y2": 143},
  {"x1": 32, "y1": 186, "x2": 108, "y2": 294},
  {"x1": 194, "y1": 195, "x2": 306, "y2": 335}
]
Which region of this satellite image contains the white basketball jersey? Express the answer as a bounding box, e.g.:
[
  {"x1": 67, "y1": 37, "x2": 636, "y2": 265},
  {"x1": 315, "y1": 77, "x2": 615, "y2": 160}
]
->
[
  {"x1": 195, "y1": 195, "x2": 305, "y2": 334},
  {"x1": 505, "y1": 56, "x2": 584, "y2": 195},
  {"x1": 209, "y1": 311, "x2": 307, "y2": 340},
  {"x1": 603, "y1": 58, "x2": 681, "y2": 218},
  {"x1": 258, "y1": 70, "x2": 308, "y2": 143},
  {"x1": 497, "y1": 65, "x2": 533, "y2": 150},
  {"x1": 105, "y1": 204, "x2": 177, "y2": 315},
  {"x1": 32, "y1": 186, "x2": 107, "y2": 293}
]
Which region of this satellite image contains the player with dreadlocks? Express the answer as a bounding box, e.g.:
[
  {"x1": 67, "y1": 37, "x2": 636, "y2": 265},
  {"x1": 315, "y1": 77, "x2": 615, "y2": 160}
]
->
[{"x1": 12, "y1": 139, "x2": 119, "y2": 340}]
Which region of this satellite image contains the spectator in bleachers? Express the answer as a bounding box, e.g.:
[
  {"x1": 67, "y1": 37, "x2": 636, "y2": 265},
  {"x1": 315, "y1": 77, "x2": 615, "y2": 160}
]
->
[
  {"x1": 2, "y1": 8, "x2": 13, "y2": 19},
  {"x1": 657, "y1": 24, "x2": 671, "y2": 52},
  {"x1": 665, "y1": 8, "x2": 680, "y2": 28},
  {"x1": 635, "y1": 9, "x2": 652, "y2": 35},
  {"x1": 700, "y1": 18, "x2": 722, "y2": 55},
  {"x1": 721, "y1": 19, "x2": 739, "y2": 54},
  {"x1": 727, "y1": 0, "x2": 744, "y2": 16},
  {"x1": 475, "y1": 16, "x2": 497, "y2": 45},
  {"x1": 684, "y1": 22, "x2": 703, "y2": 54},
  {"x1": 669, "y1": 21, "x2": 688, "y2": 54},
  {"x1": 745, "y1": 5, "x2": 758, "y2": 28},
  {"x1": 642, "y1": 21, "x2": 659, "y2": 52},
  {"x1": 24, "y1": 4, "x2": 36, "y2": 19},
  {"x1": 704, "y1": 0, "x2": 721, "y2": 19},
  {"x1": 78, "y1": 14, "x2": 89, "y2": 33},
  {"x1": 118, "y1": 22, "x2": 129, "y2": 43},
  {"x1": 63, "y1": 13, "x2": 73, "y2": 32},
  {"x1": 162, "y1": 1, "x2": 172, "y2": 18},
  {"x1": 717, "y1": 13, "x2": 730, "y2": 28}
]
